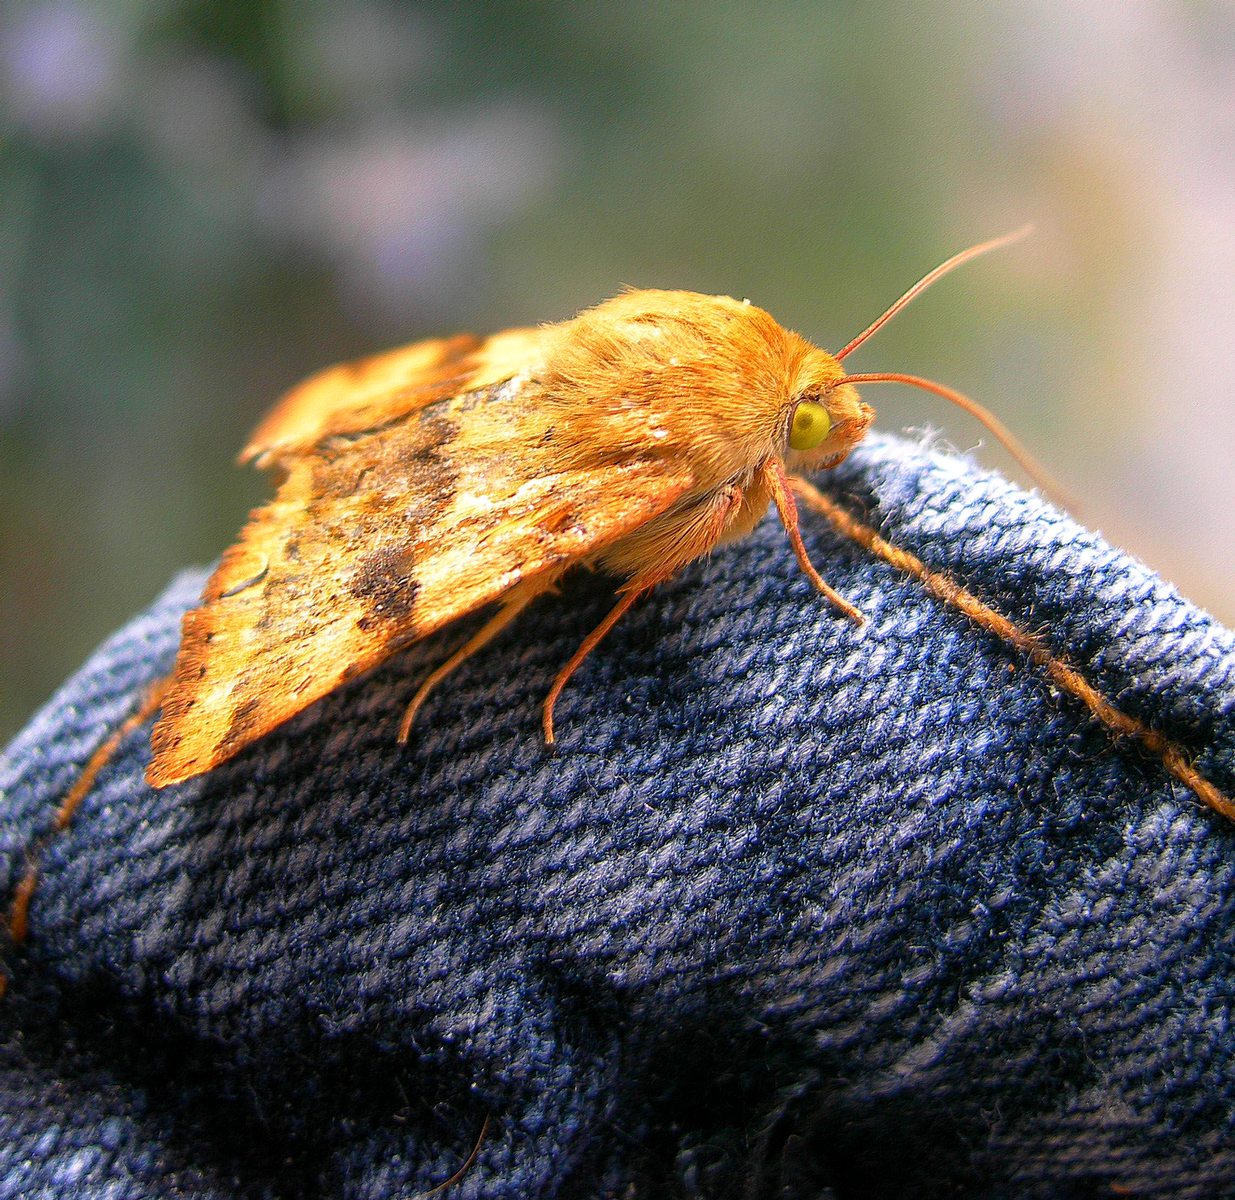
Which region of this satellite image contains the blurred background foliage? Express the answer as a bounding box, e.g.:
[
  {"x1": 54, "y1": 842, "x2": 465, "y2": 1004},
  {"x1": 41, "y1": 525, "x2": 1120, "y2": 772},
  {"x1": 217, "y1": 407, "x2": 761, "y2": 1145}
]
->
[{"x1": 1, "y1": 0, "x2": 1233, "y2": 743}]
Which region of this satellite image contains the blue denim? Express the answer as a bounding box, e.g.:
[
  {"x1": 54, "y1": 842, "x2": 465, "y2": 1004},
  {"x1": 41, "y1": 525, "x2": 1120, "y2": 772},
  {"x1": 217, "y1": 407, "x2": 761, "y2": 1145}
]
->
[{"x1": 3, "y1": 432, "x2": 1234, "y2": 1199}]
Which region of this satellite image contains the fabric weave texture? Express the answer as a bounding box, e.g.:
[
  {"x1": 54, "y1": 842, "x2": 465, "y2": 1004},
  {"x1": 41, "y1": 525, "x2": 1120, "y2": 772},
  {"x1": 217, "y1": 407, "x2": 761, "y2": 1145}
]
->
[{"x1": 2, "y1": 432, "x2": 1234, "y2": 1199}]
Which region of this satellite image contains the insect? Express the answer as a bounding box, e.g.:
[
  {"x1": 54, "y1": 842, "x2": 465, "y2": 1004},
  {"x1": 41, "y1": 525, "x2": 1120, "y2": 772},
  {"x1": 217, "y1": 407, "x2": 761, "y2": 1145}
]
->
[{"x1": 144, "y1": 230, "x2": 1053, "y2": 787}]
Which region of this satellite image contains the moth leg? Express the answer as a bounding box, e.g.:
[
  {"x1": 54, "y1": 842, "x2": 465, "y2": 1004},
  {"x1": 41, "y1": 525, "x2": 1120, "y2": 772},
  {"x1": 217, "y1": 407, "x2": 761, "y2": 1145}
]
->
[
  {"x1": 543, "y1": 584, "x2": 649, "y2": 745},
  {"x1": 761, "y1": 458, "x2": 865, "y2": 624},
  {"x1": 398, "y1": 574, "x2": 558, "y2": 742},
  {"x1": 542, "y1": 483, "x2": 758, "y2": 743}
]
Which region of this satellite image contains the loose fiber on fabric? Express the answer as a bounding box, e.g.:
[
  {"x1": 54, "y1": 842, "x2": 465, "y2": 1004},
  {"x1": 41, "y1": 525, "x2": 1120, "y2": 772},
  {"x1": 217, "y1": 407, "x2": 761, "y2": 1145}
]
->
[{"x1": 2, "y1": 432, "x2": 1234, "y2": 1199}]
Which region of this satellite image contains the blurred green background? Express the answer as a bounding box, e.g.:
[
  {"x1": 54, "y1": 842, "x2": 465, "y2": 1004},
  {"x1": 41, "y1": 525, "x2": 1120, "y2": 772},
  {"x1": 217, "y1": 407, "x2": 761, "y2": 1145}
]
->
[{"x1": 2, "y1": 0, "x2": 1233, "y2": 745}]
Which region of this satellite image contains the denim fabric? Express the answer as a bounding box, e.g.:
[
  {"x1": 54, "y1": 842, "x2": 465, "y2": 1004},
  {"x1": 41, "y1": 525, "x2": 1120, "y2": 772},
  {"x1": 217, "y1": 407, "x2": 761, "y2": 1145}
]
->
[{"x1": 2, "y1": 431, "x2": 1234, "y2": 1199}]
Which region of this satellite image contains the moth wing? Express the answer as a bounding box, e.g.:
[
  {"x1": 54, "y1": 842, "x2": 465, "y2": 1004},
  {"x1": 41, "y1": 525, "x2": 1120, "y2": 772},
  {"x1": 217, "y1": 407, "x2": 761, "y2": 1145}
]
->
[
  {"x1": 242, "y1": 327, "x2": 549, "y2": 467},
  {"x1": 148, "y1": 380, "x2": 695, "y2": 786}
]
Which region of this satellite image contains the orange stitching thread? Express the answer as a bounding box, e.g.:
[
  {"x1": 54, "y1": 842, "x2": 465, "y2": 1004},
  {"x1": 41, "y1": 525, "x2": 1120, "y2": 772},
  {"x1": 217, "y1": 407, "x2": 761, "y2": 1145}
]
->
[
  {"x1": 419, "y1": 1114, "x2": 491, "y2": 1197},
  {"x1": 791, "y1": 475, "x2": 1235, "y2": 823},
  {"x1": 5, "y1": 677, "x2": 169, "y2": 953}
]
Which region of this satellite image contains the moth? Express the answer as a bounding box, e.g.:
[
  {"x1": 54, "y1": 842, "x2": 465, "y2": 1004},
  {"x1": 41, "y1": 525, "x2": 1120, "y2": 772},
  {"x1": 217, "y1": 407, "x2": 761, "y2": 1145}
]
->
[{"x1": 144, "y1": 232, "x2": 1047, "y2": 787}]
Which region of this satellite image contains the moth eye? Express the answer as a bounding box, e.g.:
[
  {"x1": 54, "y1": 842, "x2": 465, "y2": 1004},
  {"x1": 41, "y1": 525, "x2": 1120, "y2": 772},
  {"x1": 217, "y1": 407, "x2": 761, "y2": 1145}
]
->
[{"x1": 789, "y1": 400, "x2": 832, "y2": 451}]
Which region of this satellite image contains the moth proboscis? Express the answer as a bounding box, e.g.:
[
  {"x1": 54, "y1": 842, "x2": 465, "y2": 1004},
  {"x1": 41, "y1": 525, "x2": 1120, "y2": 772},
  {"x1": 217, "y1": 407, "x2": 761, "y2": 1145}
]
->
[{"x1": 5, "y1": 229, "x2": 1234, "y2": 966}]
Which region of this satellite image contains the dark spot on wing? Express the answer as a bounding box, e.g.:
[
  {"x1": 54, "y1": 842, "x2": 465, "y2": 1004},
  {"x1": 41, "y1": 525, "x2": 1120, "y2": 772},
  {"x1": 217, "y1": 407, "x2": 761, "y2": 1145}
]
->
[
  {"x1": 352, "y1": 545, "x2": 423, "y2": 629},
  {"x1": 338, "y1": 407, "x2": 460, "y2": 635},
  {"x1": 216, "y1": 384, "x2": 531, "y2": 758}
]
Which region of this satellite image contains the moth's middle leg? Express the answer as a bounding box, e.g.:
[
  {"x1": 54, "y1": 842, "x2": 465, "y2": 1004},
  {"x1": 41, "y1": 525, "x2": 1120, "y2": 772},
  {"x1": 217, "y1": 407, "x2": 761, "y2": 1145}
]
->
[
  {"x1": 542, "y1": 481, "x2": 750, "y2": 743},
  {"x1": 399, "y1": 573, "x2": 561, "y2": 742}
]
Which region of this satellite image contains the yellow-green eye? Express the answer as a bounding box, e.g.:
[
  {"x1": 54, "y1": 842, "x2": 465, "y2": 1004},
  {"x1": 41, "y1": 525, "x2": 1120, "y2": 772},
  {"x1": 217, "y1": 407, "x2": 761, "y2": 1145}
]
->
[{"x1": 789, "y1": 400, "x2": 832, "y2": 451}]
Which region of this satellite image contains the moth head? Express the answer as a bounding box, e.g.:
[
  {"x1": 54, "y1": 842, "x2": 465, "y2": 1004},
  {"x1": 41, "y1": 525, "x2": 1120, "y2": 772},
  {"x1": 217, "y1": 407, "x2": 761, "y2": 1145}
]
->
[{"x1": 783, "y1": 350, "x2": 875, "y2": 471}]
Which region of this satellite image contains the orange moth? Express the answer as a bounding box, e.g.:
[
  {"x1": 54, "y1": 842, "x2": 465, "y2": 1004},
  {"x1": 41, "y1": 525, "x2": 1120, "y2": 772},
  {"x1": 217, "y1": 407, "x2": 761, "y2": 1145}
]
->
[
  {"x1": 66, "y1": 231, "x2": 1235, "y2": 823},
  {"x1": 143, "y1": 232, "x2": 1041, "y2": 787}
]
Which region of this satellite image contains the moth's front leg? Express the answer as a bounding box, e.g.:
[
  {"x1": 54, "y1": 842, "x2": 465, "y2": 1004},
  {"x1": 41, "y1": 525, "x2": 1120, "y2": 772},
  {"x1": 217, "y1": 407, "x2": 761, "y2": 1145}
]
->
[{"x1": 763, "y1": 460, "x2": 864, "y2": 624}]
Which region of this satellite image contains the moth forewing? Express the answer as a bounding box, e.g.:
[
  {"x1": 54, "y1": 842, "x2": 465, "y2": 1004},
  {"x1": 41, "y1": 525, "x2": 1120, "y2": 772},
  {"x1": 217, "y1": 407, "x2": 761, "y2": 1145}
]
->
[{"x1": 145, "y1": 347, "x2": 706, "y2": 787}]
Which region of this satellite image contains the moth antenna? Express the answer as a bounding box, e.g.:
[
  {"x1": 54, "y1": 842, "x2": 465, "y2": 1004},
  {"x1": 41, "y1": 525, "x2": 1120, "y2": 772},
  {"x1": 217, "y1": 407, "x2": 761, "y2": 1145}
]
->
[
  {"x1": 790, "y1": 475, "x2": 1235, "y2": 825},
  {"x1": 834, "y1": 225, "x2": 1033, "y2": 363},
  {"x1": 839, "y1": 370, "x2": 1072, "y2": 506}
]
